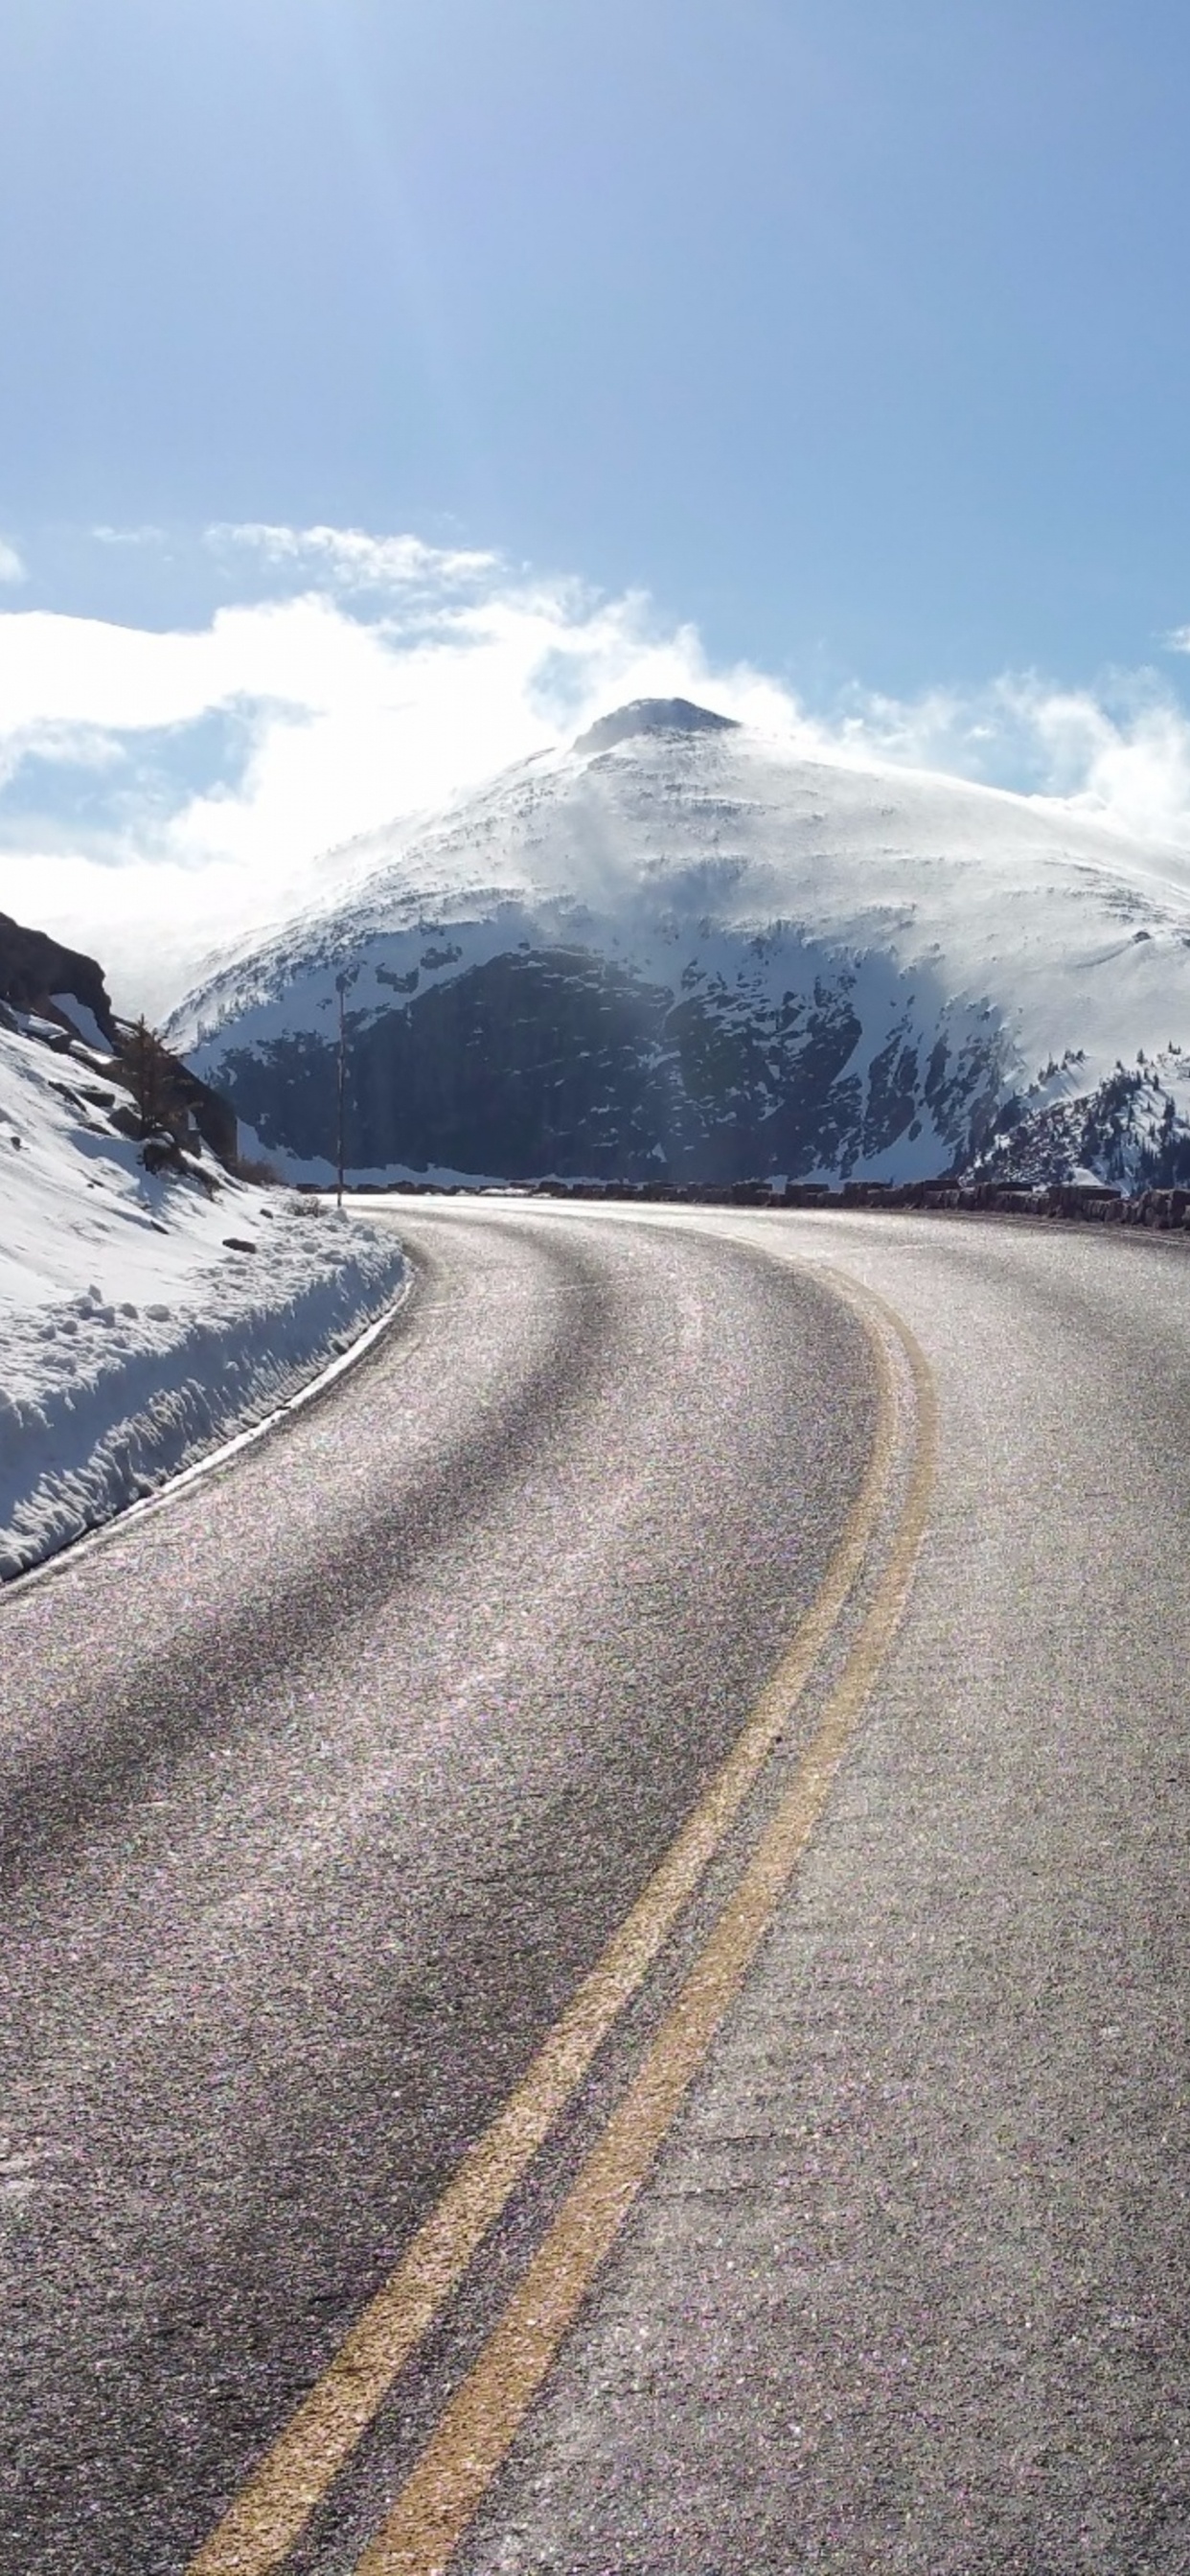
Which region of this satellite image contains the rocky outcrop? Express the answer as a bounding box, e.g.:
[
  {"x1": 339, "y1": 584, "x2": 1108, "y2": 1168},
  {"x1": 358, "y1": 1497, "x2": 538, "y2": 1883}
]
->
[
  {"x1": 573, "y1": 698, "x2": 741, "y2": 755},
  {"x1": 0, "y1": 908, "x2": 240, "y2": 1172},
  {"x1": 967, "y1": 1051, "x2": 1190, "y2": 1194},
  {"x1": 0, "y1": 912, "x2": 118, "y2": 1047}
]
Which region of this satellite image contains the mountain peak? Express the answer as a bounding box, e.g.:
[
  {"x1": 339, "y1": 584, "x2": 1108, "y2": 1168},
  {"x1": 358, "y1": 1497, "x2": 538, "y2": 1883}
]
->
[
  {"x1": 172, "y1": 725, "x2": 1190, "y2": 1196},
  {"x1": 573, "y1": 698, "x2": 741, "y2": 756}
]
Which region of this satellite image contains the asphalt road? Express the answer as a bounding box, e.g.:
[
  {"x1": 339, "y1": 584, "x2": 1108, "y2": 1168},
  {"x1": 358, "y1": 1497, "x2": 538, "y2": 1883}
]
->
[
  {"x1": 3, "y1": 1202, "x2": 1190, "y2": 2575},
  {"x1": 0, "y1": 1207, "x2": 876, "y2": 2576}
]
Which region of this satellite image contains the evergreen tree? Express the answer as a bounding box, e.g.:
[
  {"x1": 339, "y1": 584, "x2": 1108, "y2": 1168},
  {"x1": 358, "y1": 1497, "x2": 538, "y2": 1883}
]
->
[{"x1": 125, "y1": 1018, "x2": 185, "y2": 1140}]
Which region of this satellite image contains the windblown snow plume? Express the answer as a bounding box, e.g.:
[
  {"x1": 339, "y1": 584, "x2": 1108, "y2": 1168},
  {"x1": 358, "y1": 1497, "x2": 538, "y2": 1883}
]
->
[{"x1": 170, "y1": 702, "x2": 1190, "y2": 1191}]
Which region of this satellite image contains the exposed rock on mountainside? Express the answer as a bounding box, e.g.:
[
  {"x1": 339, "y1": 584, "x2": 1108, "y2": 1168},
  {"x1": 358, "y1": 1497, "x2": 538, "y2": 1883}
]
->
[
  {"x1": 0, "y1": 908, "x2": 240, "y2": 1170},
  {"x1": 573, "y1": 697, "x2": 741, "y2": 754},
  {"x1": 167, "y1": 701, "x2": 1190, "y2": 1189},
  {"x1": 207, "y1": 935, "x2": 1006, "y2": 1186},
  {"x1": 0, "y1": 911, "x2": 119, "y2": 1050},
  {"x1": 967, "y1": 1048, "x2": 1190, "y2": 1193}
]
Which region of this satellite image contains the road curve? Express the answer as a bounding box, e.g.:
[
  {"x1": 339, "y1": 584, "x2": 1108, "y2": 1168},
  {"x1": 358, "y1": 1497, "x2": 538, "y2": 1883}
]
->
[
  {"x1": 0, "y1": 1208, "x2": 878, "y2": 2576},
  {"x1": 6, "y1": 1198, "x2": 1190, "y2": 2575},
  {"x1": 439, "y1": 1203, "x2": 1190, "y2": 2576}
]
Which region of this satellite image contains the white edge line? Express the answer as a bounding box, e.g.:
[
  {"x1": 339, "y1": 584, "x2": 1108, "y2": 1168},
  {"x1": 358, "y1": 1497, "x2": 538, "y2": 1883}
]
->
[{"x1": 2, "y1": 1262, "x2": 417, "y2": 1604}]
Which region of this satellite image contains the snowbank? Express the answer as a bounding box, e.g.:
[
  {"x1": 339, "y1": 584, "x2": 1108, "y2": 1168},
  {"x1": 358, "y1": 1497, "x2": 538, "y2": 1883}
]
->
[{"x1": 0, "y1": 1022, "x2": 405, "y2": 1580}]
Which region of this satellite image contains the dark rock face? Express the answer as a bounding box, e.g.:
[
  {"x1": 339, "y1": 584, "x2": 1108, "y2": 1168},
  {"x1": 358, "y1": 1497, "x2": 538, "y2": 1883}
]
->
[
  {"x1": 0, "y1": 908, "x2": 240, "y2": 1170},
  {"x1": 970, "y1": 1060, "x2": 1190, "y2": 1192},
  {"x1": 0, "y1": 911, "x2": 118, "y2": 1046},
  {"x1": 215, "y1": 943, "x2": 1007, "y2": 1182}
]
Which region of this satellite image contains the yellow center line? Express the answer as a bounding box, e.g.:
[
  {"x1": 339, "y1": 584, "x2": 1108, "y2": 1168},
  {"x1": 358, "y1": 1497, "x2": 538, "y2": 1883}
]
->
[
  {"x1": 186, "y1": 1270, "x2": 906, "y2": 2576},
  {"x1": 355, "y1": 1304, "x2": 936, "y2": 2575}
]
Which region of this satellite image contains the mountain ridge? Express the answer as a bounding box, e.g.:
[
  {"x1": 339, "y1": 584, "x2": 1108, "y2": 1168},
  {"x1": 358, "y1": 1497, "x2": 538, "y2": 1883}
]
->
[{"x1": 167, "y1": 702, "x2": 1190, "y2": 1190}]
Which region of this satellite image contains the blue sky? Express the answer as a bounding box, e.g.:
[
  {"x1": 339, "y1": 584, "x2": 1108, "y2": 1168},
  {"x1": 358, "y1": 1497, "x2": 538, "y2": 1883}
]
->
[{"x1": 2, "y1": 0, "x2": 1190, "y2": 1004}]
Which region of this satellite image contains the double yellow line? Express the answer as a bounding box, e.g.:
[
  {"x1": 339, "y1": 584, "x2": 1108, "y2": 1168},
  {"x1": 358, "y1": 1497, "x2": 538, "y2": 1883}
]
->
[{"x1": 189, "y1": 1270, "x2": 936, "y2": 2576}]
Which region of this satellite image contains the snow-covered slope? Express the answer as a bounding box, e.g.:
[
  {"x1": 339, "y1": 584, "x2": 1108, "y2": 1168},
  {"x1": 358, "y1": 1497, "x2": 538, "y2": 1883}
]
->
[
  {"x1": 168, "y1": 701, "x2": 1190, "y2": 1189},
  {"x1": 0, "y1": 1016, "x2": 405, "y2": 1579}
]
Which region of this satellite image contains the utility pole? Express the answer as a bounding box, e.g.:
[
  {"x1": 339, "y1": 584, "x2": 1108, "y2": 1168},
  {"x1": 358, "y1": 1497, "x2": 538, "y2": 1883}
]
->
[{"x1": 334, "y1": 970, "x2": 353, "y2": 1209}]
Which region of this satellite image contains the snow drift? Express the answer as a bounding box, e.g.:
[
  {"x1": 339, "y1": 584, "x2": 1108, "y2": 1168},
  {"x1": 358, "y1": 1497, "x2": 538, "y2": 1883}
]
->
[{"x1": 0, "y1": 1015, "x2": 405, "y2": 1580}]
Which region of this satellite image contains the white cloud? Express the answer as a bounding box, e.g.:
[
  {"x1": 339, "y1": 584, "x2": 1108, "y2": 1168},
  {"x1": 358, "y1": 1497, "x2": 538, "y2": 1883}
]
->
[
  {"x1": 0, "y1": 551, "x2": 771, "y2": 1009},
  {"x1": 0, "y1": 538, "x2": 25, "y2": 585},
  {"x1": 2, "y1": 521, "x2": 1190, "y2": 1016},
  {"x1": 205, "y1": 520, "x2": 497, "y2": 592},
  {"x1": 814, "y1": 669, "x2": 1190, "y2": 848},
  {"x1": 92, "y1": 524, "x2": 168, "y2": 549}
]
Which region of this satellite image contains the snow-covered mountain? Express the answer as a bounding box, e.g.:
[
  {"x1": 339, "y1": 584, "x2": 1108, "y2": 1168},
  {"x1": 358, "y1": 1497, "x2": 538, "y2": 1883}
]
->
[{"x1": 167, "y1": 699, "x2": 1190, "y2": 1190}]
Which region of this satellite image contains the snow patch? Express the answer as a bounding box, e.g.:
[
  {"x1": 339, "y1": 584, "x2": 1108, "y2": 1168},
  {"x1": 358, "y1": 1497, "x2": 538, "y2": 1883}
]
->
[
  {"x1": 0, "y1": 1020, "x2": 405, "y2": 1579},
  {"x1": 50, "y1": 993, "x2": 110, "y2": 1054}
]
